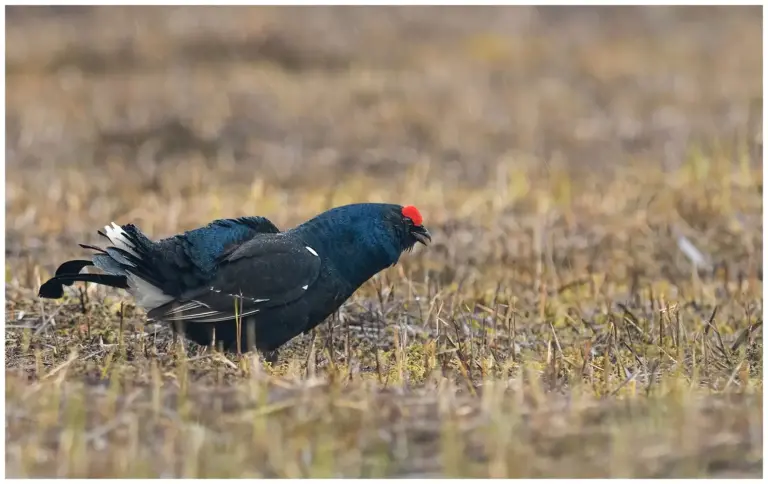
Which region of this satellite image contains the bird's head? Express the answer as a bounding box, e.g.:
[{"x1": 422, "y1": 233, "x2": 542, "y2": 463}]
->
[
  {"x1": 293, "y1": 203, "x2": 431, "y2": 285},
  {"x1": 384, "y1": 204, "x2": 432, "y2": 251},
  {"x1": 349, "y1": 203, "x2": 431, "y2": 282}
]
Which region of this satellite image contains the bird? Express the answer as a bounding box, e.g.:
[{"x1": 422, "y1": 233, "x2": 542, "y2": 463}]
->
[{"x1": 38, "y1": 203, "x2": 431, "y2": 361}]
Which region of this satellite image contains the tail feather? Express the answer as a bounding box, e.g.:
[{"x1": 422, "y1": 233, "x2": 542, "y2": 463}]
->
[
  {"x1": 38, "y1": 259, "x2": 101, "y2": 297},
  {"x1": 92, "y1": 254, "x2": 125, "y2": 275},
  {"x1": 39, "y1": 221, "x2": 174, "y2": 309},
  {"x1": 103, "y1": 222, "x2": 139, "y2": 257},
  {"x1": 104, "y1": 247, "x2": 137, "y2": 268},
  {"x1": 79, "y1": 243, "x2": 107, "y2": 254},
  {"x1": 100, "y1": 227, "x2": 167, "y2": 290},
  {"x1": 38, "y1": 272, "x2": 129, "y2": 298},
  {"x1": 54, "y1": 259, "x2": 94, "y2": 278}
]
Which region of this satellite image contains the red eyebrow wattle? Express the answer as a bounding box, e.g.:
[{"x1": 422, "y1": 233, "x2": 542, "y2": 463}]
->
[{"x1": 401, "y1": 205, "x2": 423, "y2": 226}]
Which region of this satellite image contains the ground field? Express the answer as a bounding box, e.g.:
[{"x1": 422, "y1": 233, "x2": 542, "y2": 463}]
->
[{"x1": 5, "y1": 6, "x2": 763, "y2": 478}]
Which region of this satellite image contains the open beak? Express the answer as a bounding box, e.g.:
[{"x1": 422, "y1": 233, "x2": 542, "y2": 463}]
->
[{"x1": 410, "y1": 226, "x2": 432, "y2": 246}]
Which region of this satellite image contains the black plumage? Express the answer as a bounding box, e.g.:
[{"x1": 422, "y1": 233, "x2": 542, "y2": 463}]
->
[{"x1": 38, "y1": 203, "x2": 431, "y2": 359}]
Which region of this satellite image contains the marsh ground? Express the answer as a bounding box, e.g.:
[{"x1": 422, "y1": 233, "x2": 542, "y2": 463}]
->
[{"x1": 5, "y1": 5, "x2": 763, "y2": 478}]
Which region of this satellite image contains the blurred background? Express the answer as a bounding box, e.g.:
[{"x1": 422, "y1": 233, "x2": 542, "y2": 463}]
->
[{"x1": 6, "y1": 5, "x2": 762, "y2": 283}]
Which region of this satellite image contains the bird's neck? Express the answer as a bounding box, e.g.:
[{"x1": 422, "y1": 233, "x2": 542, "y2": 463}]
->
[{"x1": 290, "y1": 216, "x2": 401, "y2": 289}]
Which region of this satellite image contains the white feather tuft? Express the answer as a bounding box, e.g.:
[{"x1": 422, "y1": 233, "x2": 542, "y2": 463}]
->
[{"x1": 104, "y1": 222, "x2": 139, "y2": 257}]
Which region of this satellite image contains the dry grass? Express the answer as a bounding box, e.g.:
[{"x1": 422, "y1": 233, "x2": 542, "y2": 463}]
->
[{"x1": 5, "y1": 6, "x2": 763, "y2": 478}]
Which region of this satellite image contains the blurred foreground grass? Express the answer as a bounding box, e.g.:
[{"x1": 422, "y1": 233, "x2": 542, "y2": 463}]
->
[{"x1": 5, "y1": 6, "x2": 763, "y2": 478}]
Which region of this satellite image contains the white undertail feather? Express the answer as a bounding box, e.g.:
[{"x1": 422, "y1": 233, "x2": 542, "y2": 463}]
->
[
  {"x1": 104, "y1": 221, "x2": 173, "y2": 310},
  {"x1": 126, "y1": 271, "x2": 174, "y2": 310}
]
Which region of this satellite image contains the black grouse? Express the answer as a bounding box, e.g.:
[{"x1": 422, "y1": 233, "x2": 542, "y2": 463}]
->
[{"x1": 38, "y1": 203, "x2": 431, "y2": 359}]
